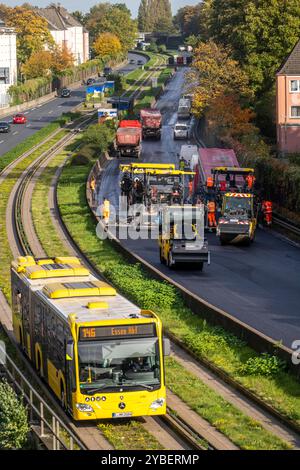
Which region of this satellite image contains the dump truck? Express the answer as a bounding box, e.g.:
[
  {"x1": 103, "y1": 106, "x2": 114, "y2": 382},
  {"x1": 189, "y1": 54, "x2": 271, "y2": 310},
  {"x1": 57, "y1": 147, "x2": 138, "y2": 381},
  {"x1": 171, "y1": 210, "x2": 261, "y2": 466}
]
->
[
  {"x1": 158, "y1": 205, "x2": 210, "y2": 270},
  {"x1": 193, "y1": 148, "x2": 259, "y2": 244},
  {"x1": 116, "y1": 120, "x2": 142, "y2": 158},
  {"x1": 140, "y1": 109, "x2": 162, "y2": 140}
]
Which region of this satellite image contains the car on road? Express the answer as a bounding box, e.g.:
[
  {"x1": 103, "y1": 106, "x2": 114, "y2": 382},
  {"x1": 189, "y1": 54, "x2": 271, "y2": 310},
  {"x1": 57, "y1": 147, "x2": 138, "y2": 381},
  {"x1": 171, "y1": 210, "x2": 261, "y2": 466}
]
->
[
  {"x1": 60, "y1": 88, "x2": 71, "y2": 98},
  {"x1": 103, "y1": 66, "x2": 113, "y2": 76},
  {"x1": 130, "y1": 59, "x2": 135, "y2": 64},
  {"x1": 137, "y1": 59, "x2": 144, "y2": 65},
  {"x1": 13, "y1": 113, "x2": 27, "y2": 124},
  {"x1": 86, "y1": 78, "x2": 95, "y2": 86},
  {"x1": 173, "y1": 122, "x2": 189, "y2": 140},
  {"x1": 0, "y1": 121, "x2": 11, "y2": 133}
]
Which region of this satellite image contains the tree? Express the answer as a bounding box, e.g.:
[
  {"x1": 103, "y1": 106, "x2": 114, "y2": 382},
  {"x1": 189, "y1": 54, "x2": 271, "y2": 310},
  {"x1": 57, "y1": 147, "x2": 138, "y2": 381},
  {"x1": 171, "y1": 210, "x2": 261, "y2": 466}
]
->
[
  {"x1": 138, "y1": 0, "x2": 173, "y2": 33},
  {"x1": 85, "y1": 3, "x2": 137, "y2": 52},
  {"x1": 0, "y1": 380, "x2": 29, "y2": 449},
  {"x1": 5, "y1": 7, "x2": 54, "y2": 64},
  {"x1": 82, "y1": 121, "x2": 116, "y2": 152},
  {"x1": 22, "y1": 50, "x2": 53, "y2": 79},
  {"x1": 209, "y1": 0, "x2": 300, "y2": 94},
  {"x1": 51, "y1": 45, "x2": 75, "y2": 75},
  {"x1": 188, "y1": 41, "x2": 252, "y2": 117},
  {"x1": 71, "y1": 10, "x2": 87, "y2": 25},
  {"x1": 93, "y1": 33, "x2": 122, "y2": 59},
  {"x1": 206, "y1": 94, "x2": 256, "y2": 142}
]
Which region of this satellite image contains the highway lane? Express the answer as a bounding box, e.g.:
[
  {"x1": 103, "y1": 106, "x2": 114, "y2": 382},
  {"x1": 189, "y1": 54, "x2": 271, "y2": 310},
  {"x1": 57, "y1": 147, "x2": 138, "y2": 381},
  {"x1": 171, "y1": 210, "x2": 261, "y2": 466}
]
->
[
  {"x1": 0, "y1": 52, "x2": 147, "y2": 157},
  {"x1": 98, "y1": 68, "x2": 300, "y2": 348}
]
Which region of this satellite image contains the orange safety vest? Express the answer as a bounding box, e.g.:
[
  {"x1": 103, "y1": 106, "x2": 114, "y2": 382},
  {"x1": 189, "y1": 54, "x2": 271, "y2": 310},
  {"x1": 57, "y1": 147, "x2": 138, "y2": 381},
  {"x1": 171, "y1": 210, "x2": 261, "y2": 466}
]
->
[
  {"x1": 188, "y1": 181, "x2": 193, "y2": 195},
  {"x1": 262, "y1": 201, "x2": 272, "y2": 213},
  {"x1": 207, "y1": 177, "x2": 214, "y2": 188},
  {"x1": 246, "y1": 174, "x2": 255, "y2": 189},
  {"x1": 207, "y1": 201, "x2": 216, "y2": 213}
]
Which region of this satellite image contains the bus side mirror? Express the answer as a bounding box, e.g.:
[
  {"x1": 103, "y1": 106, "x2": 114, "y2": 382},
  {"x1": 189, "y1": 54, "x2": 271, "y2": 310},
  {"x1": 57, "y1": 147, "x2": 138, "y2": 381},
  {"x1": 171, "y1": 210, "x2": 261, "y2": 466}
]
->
[
  {"x1": 66, "y1": 340, "x2": 74, "y2": 361},
  {"x1": 163, "y1": 338, "x2": 171, "y2": 356}
]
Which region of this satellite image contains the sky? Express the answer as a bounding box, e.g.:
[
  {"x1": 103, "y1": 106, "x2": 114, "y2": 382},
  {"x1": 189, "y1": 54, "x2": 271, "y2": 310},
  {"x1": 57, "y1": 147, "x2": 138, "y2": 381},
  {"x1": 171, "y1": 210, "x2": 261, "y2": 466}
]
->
[{"x1": 2, "y1": 0, "x2": 200, "y2": 17}]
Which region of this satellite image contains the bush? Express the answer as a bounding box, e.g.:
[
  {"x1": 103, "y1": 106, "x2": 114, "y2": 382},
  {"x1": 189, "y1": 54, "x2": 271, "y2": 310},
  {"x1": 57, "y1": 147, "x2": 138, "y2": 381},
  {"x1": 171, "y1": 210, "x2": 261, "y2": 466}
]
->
[
  {"x1": 0, "y1": 380, "x2": 29, "y2": 449},
  {"x1": 239, "y1": 353, "x2": 286, "y2": 377},
  {"x1": 8, "y1": 77, "x2": 52, "y2": 106},
  {"x1": 81, "y1": 121, "x2": 116, "y2": 153}
]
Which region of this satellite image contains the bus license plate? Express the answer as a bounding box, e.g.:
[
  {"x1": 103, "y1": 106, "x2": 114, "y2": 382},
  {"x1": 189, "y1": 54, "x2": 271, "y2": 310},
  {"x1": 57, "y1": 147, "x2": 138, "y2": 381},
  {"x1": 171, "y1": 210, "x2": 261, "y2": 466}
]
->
[{"x1": 112, "y1": 412, "x2": 132, "y2": 418}]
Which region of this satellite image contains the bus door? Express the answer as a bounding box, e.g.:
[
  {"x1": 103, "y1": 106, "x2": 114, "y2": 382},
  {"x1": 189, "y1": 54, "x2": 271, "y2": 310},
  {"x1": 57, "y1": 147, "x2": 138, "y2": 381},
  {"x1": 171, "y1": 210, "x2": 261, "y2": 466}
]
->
[{"x1": 65, "y1": 338, "x2": 76, "y2": 410}]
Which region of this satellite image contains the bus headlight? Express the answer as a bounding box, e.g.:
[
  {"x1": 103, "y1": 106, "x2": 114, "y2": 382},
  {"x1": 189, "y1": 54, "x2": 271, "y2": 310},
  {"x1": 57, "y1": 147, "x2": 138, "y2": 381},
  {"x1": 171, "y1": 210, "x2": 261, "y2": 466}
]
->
[
  {"x1": 150, "y1": 398, "x2": 165, "y2": 410},
  {"x1": 76, "y1": 403, "x2": 94, "y2": 413}
]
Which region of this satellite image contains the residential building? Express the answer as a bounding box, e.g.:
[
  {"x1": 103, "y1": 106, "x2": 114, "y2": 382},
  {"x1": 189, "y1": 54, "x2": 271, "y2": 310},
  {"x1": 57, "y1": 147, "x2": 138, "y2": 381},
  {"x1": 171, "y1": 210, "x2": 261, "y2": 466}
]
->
[
  {"x1": 277, "y1": 39, "x2": 300, "y2": 154},
  {"x1": 36, "y1": 5, "x2": 89, "y2": 65},
  {"x1": 0, "y1": 19, "x2": 17, "y2": 108}
]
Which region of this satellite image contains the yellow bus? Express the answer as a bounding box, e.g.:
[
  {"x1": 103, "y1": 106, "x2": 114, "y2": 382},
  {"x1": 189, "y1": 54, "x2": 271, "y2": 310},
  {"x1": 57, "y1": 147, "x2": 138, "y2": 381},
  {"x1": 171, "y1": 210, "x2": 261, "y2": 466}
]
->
[{"x1": 11, "y1": 256, "x2": 169, "y2": 420}]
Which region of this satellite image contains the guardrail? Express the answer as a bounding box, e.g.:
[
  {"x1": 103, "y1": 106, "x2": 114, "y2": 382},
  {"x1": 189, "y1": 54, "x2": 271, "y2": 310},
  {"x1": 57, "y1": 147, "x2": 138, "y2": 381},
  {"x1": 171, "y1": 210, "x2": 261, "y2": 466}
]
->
[{"x1": 0, "y1": 340, "x2": 86, "y2": 450}]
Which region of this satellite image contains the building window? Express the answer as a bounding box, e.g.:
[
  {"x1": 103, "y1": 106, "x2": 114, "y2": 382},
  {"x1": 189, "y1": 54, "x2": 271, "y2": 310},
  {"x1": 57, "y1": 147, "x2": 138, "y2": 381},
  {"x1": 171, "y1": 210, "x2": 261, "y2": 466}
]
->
[
  {"x1": 290, "y1": 80, "x2": 300, "y2": 92},
  {"x1": 0, "y1": 68, "x2": 9, "y2": 85},
  {"x1": 291, "y1": 106, "x2": 300, "y2": 118}
]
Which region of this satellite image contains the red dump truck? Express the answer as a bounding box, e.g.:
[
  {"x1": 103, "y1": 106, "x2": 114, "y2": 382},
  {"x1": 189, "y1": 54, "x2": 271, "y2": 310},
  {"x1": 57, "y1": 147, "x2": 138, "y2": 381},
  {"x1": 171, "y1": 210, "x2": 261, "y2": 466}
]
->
[
  {"x1": 140, "y1": 109, "x2": 162, "y2": 140},
  {"x1": 116, "y1": 120, "x2": 142, "y2": 158}
]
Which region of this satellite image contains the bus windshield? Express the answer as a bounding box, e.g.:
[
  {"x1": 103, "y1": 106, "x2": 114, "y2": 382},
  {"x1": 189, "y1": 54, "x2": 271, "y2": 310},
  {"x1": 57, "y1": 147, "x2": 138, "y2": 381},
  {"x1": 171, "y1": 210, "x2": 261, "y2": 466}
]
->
[{"x1": 78, "y1": 337, "x2": 160, "y2": 392}]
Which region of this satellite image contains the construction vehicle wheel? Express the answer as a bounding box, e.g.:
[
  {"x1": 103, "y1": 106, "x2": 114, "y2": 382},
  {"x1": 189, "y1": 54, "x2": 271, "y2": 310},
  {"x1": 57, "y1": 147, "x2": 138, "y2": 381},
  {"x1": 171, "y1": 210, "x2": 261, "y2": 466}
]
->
[
  {"x1": 160, "y1": 248, "x2": 165, "y2": 264},
  {"x1": 168, "y1": 252, "x2": 175, "y2": 269}
]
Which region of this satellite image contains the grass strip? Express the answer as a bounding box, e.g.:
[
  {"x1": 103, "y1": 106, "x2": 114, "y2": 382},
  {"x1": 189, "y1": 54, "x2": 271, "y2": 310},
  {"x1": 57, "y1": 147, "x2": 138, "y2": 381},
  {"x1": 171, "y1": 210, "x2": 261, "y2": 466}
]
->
[
  {"x1": 56, "y1": 159, "x2": 298, "y2": 448},
  {"x1": 98, "y1": 421, "x2": 164, "y2": 450},
  {"x1": 0, "y1": 130, "x2": 67, "y2": 300},
  {"x1": 166, "y1": 357, "x2": 290, "y2": 450},
  {"x1": 0, "y1": 113, "x2": 79, "y2": 173}
]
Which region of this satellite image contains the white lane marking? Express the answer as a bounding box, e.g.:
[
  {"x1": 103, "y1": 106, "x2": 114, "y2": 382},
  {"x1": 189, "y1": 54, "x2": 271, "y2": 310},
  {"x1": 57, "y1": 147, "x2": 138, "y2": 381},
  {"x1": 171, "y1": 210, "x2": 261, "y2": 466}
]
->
[
  {"x1": 26, "y1": 124, "x2": 31, "y2": 127},
  {"x1": 48, "y1": 110, "x2": 53, "y2": 114},
  {"x1": 24, "y1": 111, "x2": 29, "y2": 114},
  {"x1": 58, "y1": 105, "x2": 62, "y2": 107},
  {"x1": 13, "y1": 131, "x2": 18, "y2": 135},
  {"x1": 0, "y1": 140, "x2": 4, "y2": 144},
  {"x1": 31, "y1": 107, "x2": 36, "y2": 111}
]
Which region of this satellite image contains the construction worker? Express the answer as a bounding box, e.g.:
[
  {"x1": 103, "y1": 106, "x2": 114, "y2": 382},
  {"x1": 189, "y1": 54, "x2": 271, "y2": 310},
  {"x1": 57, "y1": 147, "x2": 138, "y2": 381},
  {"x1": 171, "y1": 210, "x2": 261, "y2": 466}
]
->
[
  {"x1": 262, "y1": 200, "x2": 272, "y2": 226},
  {"x1": 90, "y1": 177, "x2": 96, "y2": 205},
  {"x1": 206, "y1": 177, "x2": 214, "y2": 189},
  {"x1": 179, "y1": 157, "x2": 186, "y2": 171},
  {"x1": 188, "y1": 178, "x2": 193, "y2": 197},
  {"x1": 102, "y1": 198, "x2": 110, "y2": 225},
  {"x1": 245, "y1": 173, "x2": 256, "y2": 191},
  {"x1": 207, "y1": 199, "x2": 217, "y2": 230}
]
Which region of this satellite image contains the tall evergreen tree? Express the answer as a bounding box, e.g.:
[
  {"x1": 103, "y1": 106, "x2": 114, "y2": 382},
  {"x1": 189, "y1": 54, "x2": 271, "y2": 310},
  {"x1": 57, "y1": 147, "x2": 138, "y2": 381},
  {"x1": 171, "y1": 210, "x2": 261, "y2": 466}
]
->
[{"x1": 138, "y1": 0, "x2": 172, "y2": 32}]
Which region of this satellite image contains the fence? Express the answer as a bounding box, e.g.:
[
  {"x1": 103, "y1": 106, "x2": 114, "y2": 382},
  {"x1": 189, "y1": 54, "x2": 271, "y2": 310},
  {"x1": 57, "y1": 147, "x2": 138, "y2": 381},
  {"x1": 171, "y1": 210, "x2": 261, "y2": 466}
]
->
[{"x1": 0, "y1": 341, "x2": 86, "y2": 450}]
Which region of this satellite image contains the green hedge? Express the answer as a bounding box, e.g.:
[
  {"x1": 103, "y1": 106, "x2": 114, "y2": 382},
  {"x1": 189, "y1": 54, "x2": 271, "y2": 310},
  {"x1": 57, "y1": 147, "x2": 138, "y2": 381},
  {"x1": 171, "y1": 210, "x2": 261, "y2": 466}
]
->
[
  {"x1": 245, "y1": 154, "x2": 300, "y2": 213},
  {"x1": 9, "y1": 77, "x2": 52, "y2": 106}
]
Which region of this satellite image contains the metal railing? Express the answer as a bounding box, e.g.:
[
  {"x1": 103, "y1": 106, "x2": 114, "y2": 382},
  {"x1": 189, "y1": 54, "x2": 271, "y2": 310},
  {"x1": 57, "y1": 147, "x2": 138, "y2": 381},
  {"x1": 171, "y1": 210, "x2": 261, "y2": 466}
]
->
[{"x1": 0, "y1": 341, "x2": 86, "y2": 450}]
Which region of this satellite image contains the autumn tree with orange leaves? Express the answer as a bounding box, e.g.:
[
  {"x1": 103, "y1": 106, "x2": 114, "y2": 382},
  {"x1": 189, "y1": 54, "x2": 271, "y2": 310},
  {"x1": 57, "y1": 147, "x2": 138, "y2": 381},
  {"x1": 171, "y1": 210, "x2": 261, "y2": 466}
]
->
[
  {"x1": 188, "y1": 41, "x2": 252, "y2": 117},
  {"x1": 5, "y1": 7, "x2": 54, "y2": 64}
]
